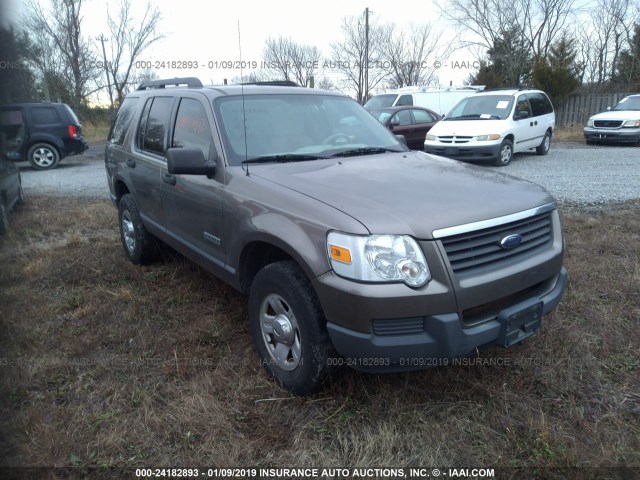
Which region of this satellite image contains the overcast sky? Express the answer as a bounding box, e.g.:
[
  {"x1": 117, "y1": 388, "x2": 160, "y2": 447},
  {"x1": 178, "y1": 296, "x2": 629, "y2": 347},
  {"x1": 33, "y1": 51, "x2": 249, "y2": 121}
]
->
[{"x1": 7, "y1": 0, "x2": 486, "y2": 96}]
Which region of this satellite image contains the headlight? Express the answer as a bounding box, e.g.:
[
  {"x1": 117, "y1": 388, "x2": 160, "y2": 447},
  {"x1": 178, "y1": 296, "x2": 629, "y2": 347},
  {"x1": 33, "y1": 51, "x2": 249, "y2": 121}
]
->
[
  {"x1": 622, "y1": 119, "x2": 640, "y2": 127},
  {"x1": 327, "y1": 232, "x2": 431, "y2": 288},
  {"x1": 586, "y1": 119, "x2": 594, "y2": 127},
  {"x1": 476, "y1": 134, "x2": 501, "y2": 141},
  {"x1": 425, "y1": 134, "x2": 436, "y2": 141}
]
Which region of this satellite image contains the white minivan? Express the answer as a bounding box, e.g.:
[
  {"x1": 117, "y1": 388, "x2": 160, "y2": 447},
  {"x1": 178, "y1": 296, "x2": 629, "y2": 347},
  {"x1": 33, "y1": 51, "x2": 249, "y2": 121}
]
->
[
  {"x1": 364, "y1": 86, "x2": 483, "y2": 117},
  {"x1": 423, "y1": 89, "x2": 555, "y2": 166}
]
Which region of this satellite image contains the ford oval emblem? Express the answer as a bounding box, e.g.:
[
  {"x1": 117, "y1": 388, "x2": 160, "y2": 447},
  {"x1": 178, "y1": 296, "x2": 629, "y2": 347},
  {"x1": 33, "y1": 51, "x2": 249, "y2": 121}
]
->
[{"x1": 500, "y1": 234, "x2": 523, "y2": 249}]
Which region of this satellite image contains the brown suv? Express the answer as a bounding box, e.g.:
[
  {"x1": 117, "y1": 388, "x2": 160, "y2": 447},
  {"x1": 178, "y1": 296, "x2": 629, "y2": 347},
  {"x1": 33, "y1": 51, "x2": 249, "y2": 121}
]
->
[{"x1": 105, "y1": 78, "x2": 567, "y2": 394}]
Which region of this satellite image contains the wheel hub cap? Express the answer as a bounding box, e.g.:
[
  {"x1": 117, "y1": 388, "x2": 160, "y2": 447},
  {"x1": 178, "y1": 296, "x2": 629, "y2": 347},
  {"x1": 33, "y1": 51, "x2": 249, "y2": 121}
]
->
[
  {"x1": 272, "y1": 315, "x2": 295, "y2": 345},
  {"x1": 259, "y1": 294, "x2": 301, "y2": 371}
]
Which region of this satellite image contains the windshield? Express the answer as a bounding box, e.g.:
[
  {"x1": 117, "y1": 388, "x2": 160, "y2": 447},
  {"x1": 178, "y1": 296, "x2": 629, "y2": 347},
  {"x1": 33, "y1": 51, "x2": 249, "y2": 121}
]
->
[
  {"x1": 215, "y1": 94, "x2": 406, "y2": 166},
  {"x1": 446, "y1": 95, "x2": 515, "y2": 120},
  {"x1": 612, "y1": 96, "x2": 640, "y2": 111},
  {"x1": 364, "y1": 94, "x2": 397, "y2": 110}
]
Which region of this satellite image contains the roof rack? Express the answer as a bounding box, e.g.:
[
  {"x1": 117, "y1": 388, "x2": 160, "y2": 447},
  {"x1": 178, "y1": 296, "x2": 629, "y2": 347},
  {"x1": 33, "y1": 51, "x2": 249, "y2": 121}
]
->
[
  {"x1": 240, "y1": 80, "x2": 300, "y2": 87},
  {"x1": 137, "y1": 77, "x2": 203, "y2": 90}
]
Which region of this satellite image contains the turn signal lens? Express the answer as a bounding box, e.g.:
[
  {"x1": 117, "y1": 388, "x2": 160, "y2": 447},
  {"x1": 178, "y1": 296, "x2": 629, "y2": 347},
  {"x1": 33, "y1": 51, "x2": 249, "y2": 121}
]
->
[{"x1": 329, "y1": 245, "x2": 352, "y2": 264}]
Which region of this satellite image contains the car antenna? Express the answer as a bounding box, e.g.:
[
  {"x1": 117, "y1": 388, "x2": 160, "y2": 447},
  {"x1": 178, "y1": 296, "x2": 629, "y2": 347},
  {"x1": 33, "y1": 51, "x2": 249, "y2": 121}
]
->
[{"x1": 238, "y1": 20, "x2": 249, "y2": 177}]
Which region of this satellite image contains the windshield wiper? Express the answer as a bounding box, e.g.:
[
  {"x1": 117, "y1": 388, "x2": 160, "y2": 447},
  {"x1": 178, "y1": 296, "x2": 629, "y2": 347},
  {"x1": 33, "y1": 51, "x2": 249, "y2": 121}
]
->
[
  {"x1": 446, "y1": 114, "x2": 484, "y2": 120},
  {"x1": 329, "y1": 147, "x2": 402, "y2": 158},
  {"x1": 242, "y1": 154, "x2": 327, "y2": 164}
]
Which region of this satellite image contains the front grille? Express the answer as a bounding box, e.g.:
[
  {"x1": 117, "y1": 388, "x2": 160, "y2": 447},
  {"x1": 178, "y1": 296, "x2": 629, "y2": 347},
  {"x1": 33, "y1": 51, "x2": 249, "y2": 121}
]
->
[
  {"x1": 440, "y1": 211, "x2": 553, "y2": 276},
  {"x1": 372, "y1": 317, "x2": 424, "y2": 336},
  {"x1": 594, "y1": 120, "x2": 622, "y2": 128},
  {"x1": 437, "y1": 135, "x2": 473, "y2": 144}
]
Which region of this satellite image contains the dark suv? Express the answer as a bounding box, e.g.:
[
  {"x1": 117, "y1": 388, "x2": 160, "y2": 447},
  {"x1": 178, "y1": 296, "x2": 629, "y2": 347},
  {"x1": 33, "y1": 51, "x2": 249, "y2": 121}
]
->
[
  {"x1": 0, "y1": 102, "x2": 89, "y2": 170},
  {"x1": 105, "y1": 78, "x2": 567, "y2": 394}
]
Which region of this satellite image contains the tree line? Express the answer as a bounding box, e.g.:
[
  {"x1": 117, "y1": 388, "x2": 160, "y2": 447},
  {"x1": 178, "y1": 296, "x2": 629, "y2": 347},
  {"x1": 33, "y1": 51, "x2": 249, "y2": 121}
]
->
[{"x1": 0, "y1": 0, "x2": 638, "y2": 112}]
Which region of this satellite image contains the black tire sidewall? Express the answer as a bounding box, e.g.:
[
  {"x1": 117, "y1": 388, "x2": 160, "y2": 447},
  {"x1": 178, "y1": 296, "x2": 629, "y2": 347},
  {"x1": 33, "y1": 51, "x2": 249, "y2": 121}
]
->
[
  {"x1": 0, "y1": 202, "x2": 8, "y2": 234},
  {"x1": 117, "y1": 194, "x2": 154, "y2": 264},
  {"x1": 249, "y1": 261, "x2": 334, "y2": 395},
  {"x1": 537, "y1": 131, "x2": 551, "y2": 155}
]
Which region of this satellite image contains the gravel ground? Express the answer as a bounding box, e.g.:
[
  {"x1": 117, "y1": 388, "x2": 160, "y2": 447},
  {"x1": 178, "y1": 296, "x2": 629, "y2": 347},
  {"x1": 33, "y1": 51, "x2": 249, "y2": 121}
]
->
[{"x1": 17, "y1": 141, "x2": 640, "y2": 205}]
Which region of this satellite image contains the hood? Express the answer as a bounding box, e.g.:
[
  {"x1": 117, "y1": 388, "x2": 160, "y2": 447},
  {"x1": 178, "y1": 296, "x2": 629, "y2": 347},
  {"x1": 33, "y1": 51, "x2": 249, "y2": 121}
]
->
[
  {"x1": 429, "y1": 119, "x2": 508, "y2": 137},
  {"x1": 251, "y1": 151, "x2": 554, "y2": 239},
  {"x1": 590, "y1": 109, "x2": 640, "y2": 121}
]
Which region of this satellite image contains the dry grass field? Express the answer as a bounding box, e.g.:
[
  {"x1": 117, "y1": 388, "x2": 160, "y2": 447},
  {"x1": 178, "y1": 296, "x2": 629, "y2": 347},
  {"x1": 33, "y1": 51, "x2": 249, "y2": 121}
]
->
[{"x1": 0, "y1": 197, "x2": 638, "y2": 477}]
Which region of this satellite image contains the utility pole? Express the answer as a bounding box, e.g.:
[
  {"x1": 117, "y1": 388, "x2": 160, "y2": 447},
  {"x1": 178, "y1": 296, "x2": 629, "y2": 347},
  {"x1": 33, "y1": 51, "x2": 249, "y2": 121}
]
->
[
  {"x1": 364, "y1": 7, "x2": 369, "y2": 104},
  {"x1": 96, "y1": 34, "x2": 113, "y2": 108}
]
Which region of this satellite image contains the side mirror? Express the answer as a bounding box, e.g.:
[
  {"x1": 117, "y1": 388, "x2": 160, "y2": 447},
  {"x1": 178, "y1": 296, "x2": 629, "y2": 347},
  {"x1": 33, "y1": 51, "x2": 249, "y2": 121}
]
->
[
  {"x1": 166, "y1": 147, "x2": 217, "y2": 178},
  {"x1": 390, "y1": 117, "x2": 400, "y2": 127},
  {"x1": 395, "y1": 134, "x2": 407, "y2": 147},
  {"x1": 515, "y1": 110, "x2": 530, "y2": 120},
  {"x1": 606, "y1": 106, "x2": 611, "y2": 111}
]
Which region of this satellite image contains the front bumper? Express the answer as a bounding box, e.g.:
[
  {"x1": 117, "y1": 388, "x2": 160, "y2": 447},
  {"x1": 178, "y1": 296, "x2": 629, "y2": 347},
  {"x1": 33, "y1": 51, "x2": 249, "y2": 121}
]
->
[
  {"x1": 318, "y1": 267, "x2": 567, "y2": 373},
  {"x1": 583, "y1": 127, "x2": 640, "y2": 143},
  {"x1": 424, "y1": 142, "x2": 502, "y2": 162}
]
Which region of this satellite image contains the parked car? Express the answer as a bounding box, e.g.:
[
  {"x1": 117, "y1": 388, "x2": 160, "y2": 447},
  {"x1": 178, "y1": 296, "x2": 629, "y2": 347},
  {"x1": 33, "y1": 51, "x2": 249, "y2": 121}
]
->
[
  {"x1": 583, "y1": 94, "x2": 640, "y2": 145},
  {"x1": 0, "y1": 102, "x2": 89, "y2": 170},
  {"x1": 0, "y1": 158, "x2": 23, "y2": 234},
  {"x1": 424, "y1": 89, "x2": 555, "y2": 166},
  {"x1": 364, "y1": 86, "x2": 483, "y2": 116},
  {"x1": 106, "y1": 77, "x2": 567, "y2": 394},
  {"x1": 369, "y1": 106, "x2": 441, "y2": 150}
]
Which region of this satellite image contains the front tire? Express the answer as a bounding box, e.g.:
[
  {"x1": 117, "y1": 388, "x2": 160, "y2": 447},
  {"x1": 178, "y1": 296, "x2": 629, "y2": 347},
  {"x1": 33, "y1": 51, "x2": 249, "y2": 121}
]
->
[
  {"x1": 117, "y1": 194, "x2": 157, "y2": 264},
  {"x1": 536, "y1": 131, "x2": 551, "y2": 155},
  {"x1": 27, "y1": 143, "x2": 60, "y2": 170},
  {"x1": 493, "y1": 139, "x2": 513, "y2": 166},
  {"x1": 249, "y1": 260, "x2": 336, "y2": 395}
]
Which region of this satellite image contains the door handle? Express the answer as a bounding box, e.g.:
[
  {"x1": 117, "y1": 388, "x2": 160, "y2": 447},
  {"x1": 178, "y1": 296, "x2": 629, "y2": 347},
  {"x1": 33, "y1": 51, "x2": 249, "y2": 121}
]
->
[
  {"x1": 162, "y1": 173, "x2": 176, "y2": 186},
  {"x1": 126, "y1": 158, "x2": 136, "y2": 168}
]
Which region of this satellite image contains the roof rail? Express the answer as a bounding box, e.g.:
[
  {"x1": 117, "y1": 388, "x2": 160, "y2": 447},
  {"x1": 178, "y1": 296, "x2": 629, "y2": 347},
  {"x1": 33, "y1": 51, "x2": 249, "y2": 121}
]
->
[
  {"x1": 240, "y1": 80, "x2": 300, "y2": 87},
  {"x1": 137, "y1": 77, "x2": 203, "y2": 90}
]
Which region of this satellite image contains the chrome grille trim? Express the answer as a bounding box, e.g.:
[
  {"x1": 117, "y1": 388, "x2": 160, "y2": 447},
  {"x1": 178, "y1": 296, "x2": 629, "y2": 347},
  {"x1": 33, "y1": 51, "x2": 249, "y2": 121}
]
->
[
  {"x1": 432, "y1": 203, "x2": 556, "y2": 239},
  {"x1": 439, "y1": 210, "x2": 554, "y2": 275}
]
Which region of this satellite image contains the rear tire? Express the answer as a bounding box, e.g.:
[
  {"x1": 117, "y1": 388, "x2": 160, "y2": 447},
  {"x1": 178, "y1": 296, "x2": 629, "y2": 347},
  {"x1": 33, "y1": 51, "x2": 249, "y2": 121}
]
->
[
  {"x1": 248, "y1": 260, "x2": 336, "y2": 395},
  {"x1": 536, "y1": 131, "x2": 551, "y2": 155},
  {"x1": 117, "y1": 194, "x2": 157, "y2": 264},
  {"x1": 27, "y1": 143, "x2": 60, "y2": 170},
  {"x1": 493, "y1": 139, "x2": 513, "y2": 166}
]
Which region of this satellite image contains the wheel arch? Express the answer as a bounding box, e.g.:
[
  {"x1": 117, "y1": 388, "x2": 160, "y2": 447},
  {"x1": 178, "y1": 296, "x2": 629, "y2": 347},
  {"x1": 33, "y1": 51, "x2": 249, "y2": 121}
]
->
[{"x1": 238, "y1": 237, "x2": 324, "y2": 294}]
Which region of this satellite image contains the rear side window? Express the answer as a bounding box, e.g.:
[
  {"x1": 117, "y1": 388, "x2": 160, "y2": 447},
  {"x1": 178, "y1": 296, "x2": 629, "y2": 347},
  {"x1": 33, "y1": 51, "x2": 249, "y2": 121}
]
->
[
  {"x1": 412, "y1": 109, "x2": 435, "y2": 123},
  {"x1": 171, "y1": 98, "x2": 213, "y2": 159},
  {"x1": 109, "y1": 97, "x2": 139, "y2": 145},
  {"x1": 32, "y1": 107, "x2": 60, "y2": 125},
  {"x1": 138, "y1": 97, "x2": 173, "y2": 155},
  {"x1": 529, "y1": 93, "x2": 554, "y2": 116},
  {"x1": 391, "y1": 109, "x2": 412, "y2": 126}
]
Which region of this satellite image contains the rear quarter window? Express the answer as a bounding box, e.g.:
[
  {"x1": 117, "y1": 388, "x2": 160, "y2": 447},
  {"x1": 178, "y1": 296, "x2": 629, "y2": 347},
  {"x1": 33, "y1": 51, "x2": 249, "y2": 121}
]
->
[
  {"x1": 32, "y1": 107, "x2": 60, "y2": 125},
  {"x1": 109, "y1": 97, "x2": 139, "y2": 146}
]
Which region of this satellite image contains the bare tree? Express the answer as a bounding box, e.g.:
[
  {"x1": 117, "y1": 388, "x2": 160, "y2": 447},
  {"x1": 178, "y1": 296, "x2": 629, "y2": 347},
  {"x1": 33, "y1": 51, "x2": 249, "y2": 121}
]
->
[
  {"x1": 330, "y1": 16, "x2": 391, "y2": 103},
  {"x1": 436, "y1": 0, "x2": 576, "y2": 58},
  {"x1": 576, "y1": 0, "x2": 636, "y2": 89},
  {"x1": 24, "y1": 0, "x2": 99, "y2": 107},
  {"x1": 382, "y1": 23, "x2": 450, "y2": 89},
  {"x1": 263, "y1": 37, "x2": 320, "y2": 86},
  {"x1": 105, "y1": 0, "x2": 164, "y2": 106}
]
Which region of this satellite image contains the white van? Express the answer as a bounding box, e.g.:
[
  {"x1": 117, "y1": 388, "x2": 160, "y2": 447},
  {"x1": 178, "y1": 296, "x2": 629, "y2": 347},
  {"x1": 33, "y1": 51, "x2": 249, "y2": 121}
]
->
[
  {"x1": 364, "y1": 86, "x2": 484, "y2": 117},
  {"x1": 423, "y1": 89, "x2": 555, "y2": 166}
]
